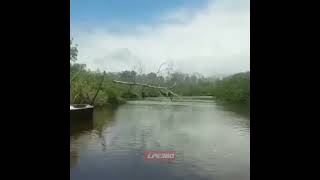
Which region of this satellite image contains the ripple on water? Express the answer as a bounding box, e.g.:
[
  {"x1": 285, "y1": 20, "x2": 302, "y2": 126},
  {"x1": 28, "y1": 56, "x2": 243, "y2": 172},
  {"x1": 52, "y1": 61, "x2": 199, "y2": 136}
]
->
[{"x1": 70, "y1": 97, "x2": 250, "y2": 180}]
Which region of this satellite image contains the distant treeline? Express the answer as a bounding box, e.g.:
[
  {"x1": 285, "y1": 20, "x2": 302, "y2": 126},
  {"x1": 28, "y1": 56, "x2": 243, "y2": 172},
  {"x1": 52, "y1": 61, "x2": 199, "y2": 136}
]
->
[
  {"x1": 70, "y1": 40, "x2": 250, "y2": 106},
  {"x1": 211, "y1": 72, "x2": 250, "y2": 104},
  {"x1": 170, "y1": 71, "x2": 250, "y2": 104}
]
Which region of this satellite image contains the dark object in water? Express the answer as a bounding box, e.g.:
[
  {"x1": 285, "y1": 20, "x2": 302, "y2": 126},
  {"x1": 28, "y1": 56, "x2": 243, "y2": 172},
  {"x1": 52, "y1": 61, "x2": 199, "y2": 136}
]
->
[
  {"x1": 70, "y1": 115, "x2": 93, "y2": 137},
  {"x1": 70, "y1": 104, "x2": 94, "y2": 121}
]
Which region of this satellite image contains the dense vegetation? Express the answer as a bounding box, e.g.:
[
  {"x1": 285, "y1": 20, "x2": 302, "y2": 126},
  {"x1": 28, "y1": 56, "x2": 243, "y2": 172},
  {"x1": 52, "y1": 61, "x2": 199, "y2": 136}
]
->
[
  {"x1": 70, "y1": 40, "x2": 250, "y2": 106},
  {"x1": 211, "y1": 72, "x2": 250, "y2": 104},
  {"x1": 170, "y1": 72, "x2": 250, "y2": 104}
]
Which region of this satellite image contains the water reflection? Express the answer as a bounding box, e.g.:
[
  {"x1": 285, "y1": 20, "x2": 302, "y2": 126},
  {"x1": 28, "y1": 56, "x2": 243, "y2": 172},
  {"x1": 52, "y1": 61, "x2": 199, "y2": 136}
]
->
[
  {"x1": 70, "y1": 146, "x2": 79, "y2": 169},
  {"x1": 70, "y1": 97, "x2": 250, "y2": 180},
  {"x1": 214, "y1": 99, "x2": 250, "y2": 119},
  {"x1": 70, "y1": 107, "x2": 115, "y2": 169},
  {"x1": 70, "y1": 119, "x2": 93, "y2": 137}
]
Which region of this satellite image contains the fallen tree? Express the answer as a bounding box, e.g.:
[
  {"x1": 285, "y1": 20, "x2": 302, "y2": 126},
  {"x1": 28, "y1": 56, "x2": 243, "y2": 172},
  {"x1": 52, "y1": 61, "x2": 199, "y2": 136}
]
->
[{"x1": 112, "y1": 80, "x2": 180, "y2": 100}]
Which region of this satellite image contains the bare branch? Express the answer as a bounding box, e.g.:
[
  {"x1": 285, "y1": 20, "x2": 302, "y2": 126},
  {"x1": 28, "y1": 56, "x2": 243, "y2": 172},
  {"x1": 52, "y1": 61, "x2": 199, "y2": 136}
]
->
[{"x1": 156, "y1": 62, "x2": 167, "y2": 75}]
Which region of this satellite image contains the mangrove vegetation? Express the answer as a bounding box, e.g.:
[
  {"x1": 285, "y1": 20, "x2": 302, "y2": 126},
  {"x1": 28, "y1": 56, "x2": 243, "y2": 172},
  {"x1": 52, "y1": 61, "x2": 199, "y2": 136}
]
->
[{"x1": 70, "y1": 39, "x2": 250, "y2": 106}]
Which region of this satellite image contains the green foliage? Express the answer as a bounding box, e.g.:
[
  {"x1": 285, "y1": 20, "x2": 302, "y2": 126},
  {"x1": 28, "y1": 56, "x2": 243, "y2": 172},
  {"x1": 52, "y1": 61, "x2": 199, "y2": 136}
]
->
[
  {"x1": 106, "y1": 89, "x2": 126, "y2": 106},
  {"x1": 70, "y1": 67, "x2": 250, "y2": 105},
  {"x1": 70, "y1": 66, "x2": 129, "y2": 106},
  {"x1": 70, "y1": 39, "x2": 78, "y2": 62},
  {"x1": 70, "y1": 39, "x2": 249, "y2": 106},
  {"x1": 211, "y1": 72, "x2": 250, "y2": 104}
]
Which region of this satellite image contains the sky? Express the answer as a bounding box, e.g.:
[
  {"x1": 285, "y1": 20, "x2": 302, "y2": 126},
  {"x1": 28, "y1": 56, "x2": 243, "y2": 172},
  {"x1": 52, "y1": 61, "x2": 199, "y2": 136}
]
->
[{"x1": 71, "y1": 0, "x2": 250, "y2": 77}]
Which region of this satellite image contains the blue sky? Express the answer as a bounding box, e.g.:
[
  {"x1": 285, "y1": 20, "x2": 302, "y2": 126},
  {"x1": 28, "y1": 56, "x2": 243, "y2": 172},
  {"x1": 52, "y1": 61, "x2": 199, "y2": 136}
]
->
[
  {"x1": 71, "y1": 0, "x2": 250, "y2": 76},
  {"x1": 71, "y1": 0, "x2": 209, "y2": 26}
]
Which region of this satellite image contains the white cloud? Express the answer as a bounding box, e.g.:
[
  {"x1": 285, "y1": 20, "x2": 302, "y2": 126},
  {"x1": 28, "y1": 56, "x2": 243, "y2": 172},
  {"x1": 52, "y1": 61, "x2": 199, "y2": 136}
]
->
[{"x1": 71, "y1": 0, "x2": 250, "y2": 76}]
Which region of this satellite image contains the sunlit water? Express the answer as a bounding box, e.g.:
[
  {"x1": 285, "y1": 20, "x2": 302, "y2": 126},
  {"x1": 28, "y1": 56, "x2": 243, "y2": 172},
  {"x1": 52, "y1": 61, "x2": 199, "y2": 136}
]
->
[{"x1": 70, "y1": 96, "x2": 250, "y2": 180}]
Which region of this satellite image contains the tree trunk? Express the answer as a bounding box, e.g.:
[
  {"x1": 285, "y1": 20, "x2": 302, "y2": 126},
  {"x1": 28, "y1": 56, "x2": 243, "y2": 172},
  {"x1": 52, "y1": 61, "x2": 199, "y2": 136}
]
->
[{"x1": 90, "y1": 72, "x2": 106, "y2": 105}]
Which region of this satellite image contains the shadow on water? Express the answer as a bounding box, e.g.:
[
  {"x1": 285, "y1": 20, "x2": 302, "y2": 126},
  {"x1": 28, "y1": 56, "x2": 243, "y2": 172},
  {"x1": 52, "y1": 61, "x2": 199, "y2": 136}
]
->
[
  {"x1": 70, "y1": 105, "x2": 117, "y2": 135},
  {"x1": 92, "y1": 106, "x2": 116, "y2": 131},
  {"x1": 214, "y1": 99, "x2": 250, "y2": 120},
  {"x1": 70, "y1": 106, "x2": 116, "y2": 168},
  {"x1": 70, "y1": 118, "x2": 94, "y2": 168},
  {"x1": 70, "y1": 119, "x2": 93, "y2": 137},
  {"x1": 93, "y1": 106, "x2": 117, "y2": 153}
]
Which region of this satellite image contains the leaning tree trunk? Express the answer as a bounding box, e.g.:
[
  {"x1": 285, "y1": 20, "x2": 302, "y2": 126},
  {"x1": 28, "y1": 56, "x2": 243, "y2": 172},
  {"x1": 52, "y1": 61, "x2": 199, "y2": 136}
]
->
[
  {"x1": 90, "y1": 71, "x2": 106, "y2": 105},
  {"x1": 112, "y1": 80, "x2": 179, "y2": 101}
]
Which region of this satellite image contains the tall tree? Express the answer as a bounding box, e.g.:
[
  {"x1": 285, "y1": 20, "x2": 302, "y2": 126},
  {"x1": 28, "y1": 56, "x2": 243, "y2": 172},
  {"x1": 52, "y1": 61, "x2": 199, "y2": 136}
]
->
[{"x1": 70, "y1": 38, "x2": 78, "y2": 62}]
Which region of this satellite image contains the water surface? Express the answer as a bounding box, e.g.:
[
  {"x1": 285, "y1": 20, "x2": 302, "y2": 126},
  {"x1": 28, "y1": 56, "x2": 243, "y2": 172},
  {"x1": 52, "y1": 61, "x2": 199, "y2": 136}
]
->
[{"x1": 70, "y1": 96, "x2": 250, "y2": 180}]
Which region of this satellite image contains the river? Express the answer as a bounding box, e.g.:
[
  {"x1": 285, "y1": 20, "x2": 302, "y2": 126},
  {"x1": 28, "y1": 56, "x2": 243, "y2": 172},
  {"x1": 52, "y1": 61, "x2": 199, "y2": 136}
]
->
[{"x1": 70, "y1": 96, "x2": 250, "y2": 180}]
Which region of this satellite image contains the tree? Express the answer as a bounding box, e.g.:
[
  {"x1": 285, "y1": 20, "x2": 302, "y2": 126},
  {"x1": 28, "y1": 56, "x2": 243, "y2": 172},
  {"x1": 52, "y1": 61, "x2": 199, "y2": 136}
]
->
[
  {"x1": 211, "y1": 71, "x2": 250, "y2": 103},
  {"x1": 119, "y1": 71, "x2": 137, "y2": 82},
  {"x1": 70, "y1": 38, "x2": 78, "y2": 62}
]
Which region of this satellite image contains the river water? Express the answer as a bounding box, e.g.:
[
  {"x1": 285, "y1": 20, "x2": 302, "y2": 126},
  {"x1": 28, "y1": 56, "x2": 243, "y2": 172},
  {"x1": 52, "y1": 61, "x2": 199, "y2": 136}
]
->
[{"x1": 70, "y1": 96, "x2": 250, "y2": 180}]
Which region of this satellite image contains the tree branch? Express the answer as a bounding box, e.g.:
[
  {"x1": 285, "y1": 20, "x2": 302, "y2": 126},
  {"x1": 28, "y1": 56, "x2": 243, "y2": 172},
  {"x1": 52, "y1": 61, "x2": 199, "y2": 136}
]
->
[{"x1": 112, "y1": 80, "x2": 180, "y2": 97}]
